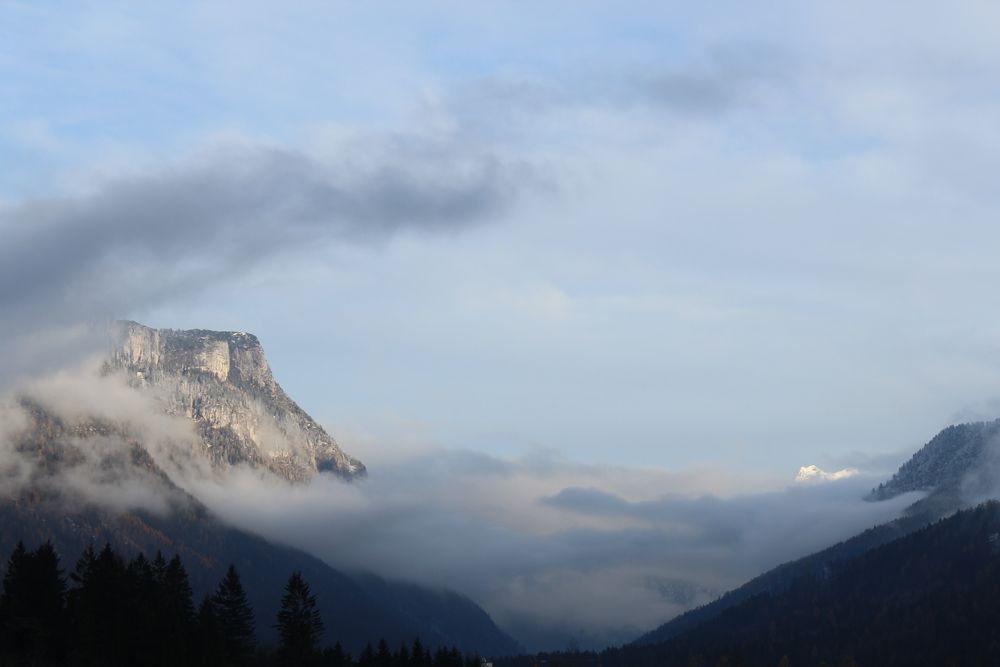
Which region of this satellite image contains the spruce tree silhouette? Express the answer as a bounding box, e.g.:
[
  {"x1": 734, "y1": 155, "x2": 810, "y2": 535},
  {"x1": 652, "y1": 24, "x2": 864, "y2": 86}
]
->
[
  {"x1": 0, "y1": 541, "x2": 29, "y2": 659},
  {"x1": 192, "y1": 595, "x2": 229, "y2": 667},
  {"x1": 0, "y1": 541, "x2": 67, "y2": 664},
  {"x1": 128, "y1": 552, "x2": 160, "y2": 659},
  {"x1": 213, "y1": 564, "x2": 257, "y2": 665},
  {"x1": 153, "y1": 554, "x2": 196, "y2": 666},
  {"x1": 324, "y1": 640, "x2": 350, "y2": 667},
  {"x1": 275, "y1": 570, "x2": 324, "y2": 665},
  {"x1": 68, "y1": 543, "x2": 130, "y2": 664},
  {"x1": 411, "y1": 637, "x2": 430, "y2": 667},
  {"x1": 358, "y1": 641, "x2": 376, "y2": 667}
]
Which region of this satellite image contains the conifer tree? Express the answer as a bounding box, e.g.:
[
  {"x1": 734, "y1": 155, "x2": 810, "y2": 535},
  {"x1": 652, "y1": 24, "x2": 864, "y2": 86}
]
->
[
  {"x1": 0, "y1": 540, "x2": 28, "y2": 656},
  {"x1": 324, "y1": 640, "x2": 350, "y2": 667},
  {"x1": 163, "y1": 555, "x2": 196, "y2": 623},
  {"x1": 152, "y1": 551, "x2": 168, "y2": 583},
  {"x1": 376, "y1": 638, "x2": 392, "y2": 667},
  {"x1": 69, "y1": 543, "x2": 129, "y2": 663},
  {"x1": 276, "y1": 570, "x2": 324, "y2": 665},
  {"x1": 397, "y1": 641, "x2": 411, "y2": 667},
  {"x1": 153, "y1": 554, "x2": 196, "y2": 666},
  {"x1": 212, "y1": 564, "x2": 256, "y2": 665},
  {"x1": 358, "y1": 642, "x2": 376, "y2": 667},
  {"x1": 0, "y1": 541, "x2": 67, "y2": 663},
  {"x1": 411, "y1": 638, "x2": 429, "y2": 667},
  {"x1": 127, "y1": 552, "x2": 159, "y2": 657},
  {"x1": 192, "y1": 595, "x2": 228, "y2": 667}
]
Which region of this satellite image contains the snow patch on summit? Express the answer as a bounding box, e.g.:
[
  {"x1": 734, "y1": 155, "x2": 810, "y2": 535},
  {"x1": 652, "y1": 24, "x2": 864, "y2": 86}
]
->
[{"x1": 795, "y1": 465, "x2": 859, "y2": 484}]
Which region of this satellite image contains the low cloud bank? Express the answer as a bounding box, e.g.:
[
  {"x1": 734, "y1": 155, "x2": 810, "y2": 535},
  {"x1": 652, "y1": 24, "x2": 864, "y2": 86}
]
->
[
  {"x1": 795, "y1": 465, "x2": 859, "y2": 483},
  {"x1": 186, "y1": 442, "x2": 917, "y2": 651},
  {"x1": 0, "y1": 364, "x2": 920, "y2": 651},
  {"x1": 0, "y1": 362, "x2": 204, "y2": 514}
]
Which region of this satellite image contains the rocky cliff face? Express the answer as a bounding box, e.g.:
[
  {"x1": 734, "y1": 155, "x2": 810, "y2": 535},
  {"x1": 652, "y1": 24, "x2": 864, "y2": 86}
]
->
[{"x1": 108, "y1": 321, "x2": 364, "y2": 481}]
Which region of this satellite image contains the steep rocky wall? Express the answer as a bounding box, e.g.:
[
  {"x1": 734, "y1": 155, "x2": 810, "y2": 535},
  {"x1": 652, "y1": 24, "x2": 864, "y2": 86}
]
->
[{"x1": 109, "y1": 321, "x2": 364, "y2": 481}]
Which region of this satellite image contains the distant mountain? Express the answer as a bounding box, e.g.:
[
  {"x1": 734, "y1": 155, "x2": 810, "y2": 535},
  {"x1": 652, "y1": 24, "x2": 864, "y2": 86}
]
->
[
  {"x1": 0, "y1": 322, "x2": 522, "y2": 657},
  {"x1": 794, "y1": 464, "x2": 858, "y2": 483},
  {"x1": 635, "y1": 417, "x2": 1000, "y2": 648}
]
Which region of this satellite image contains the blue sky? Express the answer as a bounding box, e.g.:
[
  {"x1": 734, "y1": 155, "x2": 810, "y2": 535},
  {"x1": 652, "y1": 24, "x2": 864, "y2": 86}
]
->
[{"x1": 5, "y1": 0, "x2": 1000, "y2": 477}]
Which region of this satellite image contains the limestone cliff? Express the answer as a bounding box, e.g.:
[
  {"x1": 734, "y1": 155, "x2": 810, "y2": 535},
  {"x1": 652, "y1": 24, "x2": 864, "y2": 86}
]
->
[{"x1": 108, "y1": 321, "x2": 364, "y2": 481}]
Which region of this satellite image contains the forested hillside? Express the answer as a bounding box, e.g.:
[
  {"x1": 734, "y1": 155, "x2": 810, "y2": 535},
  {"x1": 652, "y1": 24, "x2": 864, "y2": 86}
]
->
[{"x1": 499, "y1": 502, "x2": 1000, "y2": 666}]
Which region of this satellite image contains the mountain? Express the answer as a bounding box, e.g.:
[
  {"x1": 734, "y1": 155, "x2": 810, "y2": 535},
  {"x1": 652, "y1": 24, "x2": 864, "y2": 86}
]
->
[
  {"x1": 870, "y1": 419, "x2": 1000, "y2": 514},
  {"x1": 632, "y1": 509, "x2": 929, "y2": 648},
  {"x1": 108, "y1": 320, "x2": 364, "y2": 481},
  {"x1": 525, "y1": 501, "x2": 1000, "y2": 666},
  {"x1": 635, "y1": 417, "x2": 1000, "y2": 648},
  {"x1": 0, "y1": 322, "x2": 521, "y2": 657}
]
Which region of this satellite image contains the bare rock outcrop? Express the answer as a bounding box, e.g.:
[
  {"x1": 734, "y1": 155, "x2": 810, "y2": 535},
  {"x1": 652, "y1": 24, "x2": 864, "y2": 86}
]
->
[{"x1": 109, "y1": 321, "x2": 364, "y2": 481}]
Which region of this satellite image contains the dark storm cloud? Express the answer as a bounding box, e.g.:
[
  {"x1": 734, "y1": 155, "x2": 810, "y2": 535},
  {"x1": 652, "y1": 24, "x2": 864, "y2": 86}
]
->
[{"x1": 0, "y1": 139, "x2": 531, "y2": 383}]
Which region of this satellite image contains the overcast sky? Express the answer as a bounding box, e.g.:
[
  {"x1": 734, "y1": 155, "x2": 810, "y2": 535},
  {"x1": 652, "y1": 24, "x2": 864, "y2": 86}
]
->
[{"x1": 4, "y1": 1, "x2": 1000, "y2": 477}]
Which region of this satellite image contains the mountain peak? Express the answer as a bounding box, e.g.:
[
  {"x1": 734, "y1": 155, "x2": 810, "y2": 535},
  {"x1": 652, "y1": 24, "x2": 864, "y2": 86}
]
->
[
  {"x1": 108, "y1": 320, "x2": 365, "y2": 481},
  {"x1": 113, "y1": 320, "x2": 267, "y2": 378},
  {"x1": 869, "y1": 419, "x2": 1000, "y2": 509}
]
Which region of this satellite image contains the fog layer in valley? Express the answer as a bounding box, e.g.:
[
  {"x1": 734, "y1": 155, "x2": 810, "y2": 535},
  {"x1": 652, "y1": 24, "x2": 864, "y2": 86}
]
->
[{"x1": 0, "y1": 364, "x2": 920, "y2": 650}]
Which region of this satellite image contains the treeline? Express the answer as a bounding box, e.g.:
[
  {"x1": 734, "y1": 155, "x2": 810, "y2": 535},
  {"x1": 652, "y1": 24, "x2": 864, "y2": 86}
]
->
[{"x1": 0, "y1": 542, "x2": 482, "y2": 667}]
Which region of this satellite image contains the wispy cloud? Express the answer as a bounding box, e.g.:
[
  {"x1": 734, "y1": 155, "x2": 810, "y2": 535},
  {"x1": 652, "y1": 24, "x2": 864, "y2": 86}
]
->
[
  {"x1": 0, "y1": 136, "x2": 535, "y2": 385},
  {"x1": 447, "y1": 42, "x2": 795, "y2": 135}
]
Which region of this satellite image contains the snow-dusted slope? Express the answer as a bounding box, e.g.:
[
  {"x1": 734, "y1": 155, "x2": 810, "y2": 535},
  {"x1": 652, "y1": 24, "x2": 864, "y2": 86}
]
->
[{"x1": 870, "y1": 420, "x2": 1000, "y2": 502}]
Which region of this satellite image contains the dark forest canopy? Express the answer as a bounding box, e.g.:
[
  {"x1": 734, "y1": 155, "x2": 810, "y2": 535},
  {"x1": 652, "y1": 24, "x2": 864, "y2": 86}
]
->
[{"x1": 0, "y1": 541, "x2": 483, "y2": 667}]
